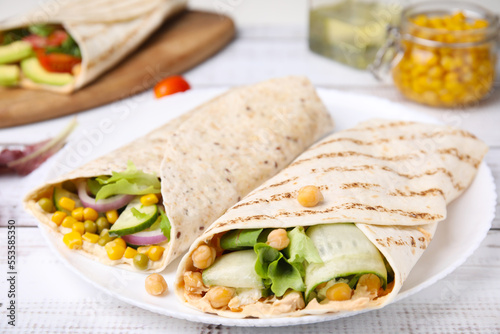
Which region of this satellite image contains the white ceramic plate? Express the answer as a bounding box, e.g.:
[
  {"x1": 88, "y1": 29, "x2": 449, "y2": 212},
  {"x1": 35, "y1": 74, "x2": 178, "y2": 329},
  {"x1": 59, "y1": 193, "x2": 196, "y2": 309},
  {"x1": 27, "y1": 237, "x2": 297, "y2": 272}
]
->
[{"x1": 38, "y1": 88, "x2": 497, "y2": 327}]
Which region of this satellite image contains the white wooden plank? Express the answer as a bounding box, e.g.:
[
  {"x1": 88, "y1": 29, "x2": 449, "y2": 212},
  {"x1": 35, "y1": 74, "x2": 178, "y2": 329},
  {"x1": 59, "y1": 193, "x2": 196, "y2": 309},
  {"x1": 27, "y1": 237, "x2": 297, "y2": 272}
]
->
[
  {"x1": 183, "y1": 38, "x2": 383, "y2": 87},
  {"x1": 0, "y1": 228, "x2": 498, "y2": 333}
]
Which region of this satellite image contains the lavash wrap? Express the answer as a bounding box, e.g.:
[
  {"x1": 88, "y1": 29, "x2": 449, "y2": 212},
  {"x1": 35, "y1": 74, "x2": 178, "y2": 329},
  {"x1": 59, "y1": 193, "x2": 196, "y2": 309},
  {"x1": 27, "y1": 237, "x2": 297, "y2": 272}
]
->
[
  {"x1": 0, "y1": 0, "x2": 186, "y2": 93},
  {"x1": 24, "y1": 76, "x2": 334, "y2": 273},
  {"x1": 175, "y1": 119, "x2": 488, "y2": 318}
]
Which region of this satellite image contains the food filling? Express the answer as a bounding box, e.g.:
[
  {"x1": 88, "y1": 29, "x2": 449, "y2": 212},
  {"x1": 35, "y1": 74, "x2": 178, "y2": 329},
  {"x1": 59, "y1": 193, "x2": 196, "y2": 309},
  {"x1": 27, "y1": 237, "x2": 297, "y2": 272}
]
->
[
  {"x1": 182, "y1": 223, "x2": 395, "y2": 314},
  {"x1": 36, "y1": 161, "x2": 170, "y2": 270},
  {"x1": 0, "y1": 24, "x2": 81, "y2": 87}
]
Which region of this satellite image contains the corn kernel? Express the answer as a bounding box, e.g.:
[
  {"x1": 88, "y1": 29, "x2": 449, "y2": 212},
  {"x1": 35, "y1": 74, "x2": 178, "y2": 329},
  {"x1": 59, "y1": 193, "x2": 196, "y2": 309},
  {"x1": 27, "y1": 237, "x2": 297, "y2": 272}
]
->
[
  {"x1": 140, "y1": 193, "x2": 159, "y2": 206},
  {"x1": 71, "y1": 207, "x2": 84, "y2": 221},
  {"x1": 82, "y1": 232, "x2": 99, "y2": 243},
  {"x1": 137, "y1": 246, "x2": 151, "y2": 254},
  {"x1": 63, "y1": 231, "x2": 82, "y2": 249},
  {"x1": 124, "y1": 247, "x2": 138, "y2": 259},
  {"x1": 412, "y1": 15, "x2": 427, "y2": 26},
  {"x1": 59, "y1": 197, "x2": 76, "y2": 211},
  {"x1": 474, "y1": 19, "x2": 489, "y2": 29},
  {"x1": 148, "y1": 246, "x2": 165, "y2": 261},
  {"x1": 428, "y1": 66, "x2": 444, "y2": 78},
  {"x1": 105, "y1": 243, "x2": 125, "y2": 260},
  {"x1": 444, "y1": 72, "x2": 459, "y2": 82},
  {"x1": 440, "y1": 93, "x2": 456, "y2": 103},
  {"x1": 113, "y1": 238, "x2": 127, "y2": 249},
  {"x1": 72, "y1": 221, "x2": 85, "y2": 235},
  {"x1": 51, "y1": 211, "x2": 67, "y2": 226},
  {"x1": 83, "y1": 207, "x2": 98, "y2": 221},
  {"x1": 105, "y1": 210, "x2": 118, "y2": 224},
  {"x1": 62, "y1": 216, "x2": 79, "y2": 228}
]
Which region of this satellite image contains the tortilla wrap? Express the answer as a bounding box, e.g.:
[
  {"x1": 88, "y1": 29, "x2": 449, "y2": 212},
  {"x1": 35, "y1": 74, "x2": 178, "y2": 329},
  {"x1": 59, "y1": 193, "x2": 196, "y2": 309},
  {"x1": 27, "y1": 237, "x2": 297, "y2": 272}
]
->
[
  {"x1": 0, "y1": 0, "x2": 186, "y2": 93},
  {"x1": 175, "y1": 119, "x2": 488, "y2": 318},
  {"x1": 24, "y1": 76, "x2": 334, "y2": 272}
]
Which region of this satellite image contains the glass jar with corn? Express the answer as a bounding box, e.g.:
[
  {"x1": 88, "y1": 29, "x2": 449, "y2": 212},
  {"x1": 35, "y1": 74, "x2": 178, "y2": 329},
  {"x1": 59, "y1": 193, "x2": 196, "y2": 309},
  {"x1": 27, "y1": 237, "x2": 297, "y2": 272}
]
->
[{"x1": 372, "y1": 1, "x2": 499, "y2": 107}]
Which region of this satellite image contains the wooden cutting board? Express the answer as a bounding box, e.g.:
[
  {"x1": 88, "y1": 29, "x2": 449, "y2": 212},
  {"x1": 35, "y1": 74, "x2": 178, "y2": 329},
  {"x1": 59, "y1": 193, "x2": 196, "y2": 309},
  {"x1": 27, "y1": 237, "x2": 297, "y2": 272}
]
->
[{"x1": 0, "y1": 10, "x2": 235, "y2": 129}]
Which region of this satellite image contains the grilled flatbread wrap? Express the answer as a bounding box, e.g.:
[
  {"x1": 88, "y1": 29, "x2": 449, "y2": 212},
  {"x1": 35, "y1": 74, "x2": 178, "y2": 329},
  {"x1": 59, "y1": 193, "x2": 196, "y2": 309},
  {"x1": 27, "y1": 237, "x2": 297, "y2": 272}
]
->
[
  {"x1": 175, "y1": 119, "x2": 488, "y2": 318},
  {"x1": 0, "y1": 0, "x2": 186, "y2": 93},
  {"x1": 23, "y1": 76, "x2": 334, "y2": 273}
]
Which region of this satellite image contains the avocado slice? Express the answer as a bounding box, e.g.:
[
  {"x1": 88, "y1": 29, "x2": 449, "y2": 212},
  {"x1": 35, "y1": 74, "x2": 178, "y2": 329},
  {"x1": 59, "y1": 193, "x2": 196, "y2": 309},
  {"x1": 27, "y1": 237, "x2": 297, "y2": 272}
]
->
[
  {"x1": 21, "y1": 57, "x2": 74, "y2": 86},
  {"x1": 0, "y1": 65, "x2": 20, "y2": 86},
  {"x1": 0, "y1": 41, "x2": 33, "y2": 64}
]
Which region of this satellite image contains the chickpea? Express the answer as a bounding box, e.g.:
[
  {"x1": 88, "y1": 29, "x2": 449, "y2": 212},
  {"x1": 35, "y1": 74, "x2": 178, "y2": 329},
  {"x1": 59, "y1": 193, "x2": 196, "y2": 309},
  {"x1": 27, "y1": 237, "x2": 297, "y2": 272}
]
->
[
  {"x1": 266, "y1": 229, "x2": 290, "y2": 250},
  {"x1": 326, "y1": 283, "x2": 352, "y2": 301},
  {"x1": 357, "y1": 274, "x2": 381, "y2": 294},
  {"x1": 191, "y1": 244, "x2": 216, "y2": 269},
  {"x1": 183, "y1": 271, "x2": 206, "y2": 294},
  {"x1": 205, "y1": 286, "x2": 235, "y2": 309},
  {"x1": 145, "y1": 273, "x2": 168, "y2": 296},
  {"x1": 297, "y1": 185, "x2": 323, "y2": 207}
]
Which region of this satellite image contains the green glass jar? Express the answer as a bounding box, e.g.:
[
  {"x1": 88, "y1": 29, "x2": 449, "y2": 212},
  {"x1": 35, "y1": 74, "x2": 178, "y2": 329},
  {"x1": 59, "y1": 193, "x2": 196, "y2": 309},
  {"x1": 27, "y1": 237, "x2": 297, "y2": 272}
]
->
[{"x1": 309, "y1": 0, "x2": 403, "y2": 69}]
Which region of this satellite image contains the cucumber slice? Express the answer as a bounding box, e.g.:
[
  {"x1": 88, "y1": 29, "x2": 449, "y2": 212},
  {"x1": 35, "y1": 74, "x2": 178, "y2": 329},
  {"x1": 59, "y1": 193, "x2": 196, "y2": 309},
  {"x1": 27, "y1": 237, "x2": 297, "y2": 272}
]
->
[
  {"x1": 53, "y1": 187, "x2": 82, "y2": 214},
  {"x1": 202, "y1": 250, "x2": 264, "y2": 289},
  {"x1": 304, "y1": 223, "x2": 387, "y2": 298},
  {"x1": 109, "y1": 197, "x2": 157, "y2": 237}
]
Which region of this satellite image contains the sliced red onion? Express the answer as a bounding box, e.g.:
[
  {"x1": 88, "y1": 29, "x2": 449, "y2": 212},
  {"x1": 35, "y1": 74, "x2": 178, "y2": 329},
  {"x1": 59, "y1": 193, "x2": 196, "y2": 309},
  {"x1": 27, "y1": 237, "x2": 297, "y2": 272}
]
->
[
  {"x1": 122, "y1": 229, "x2": 167, "y2": 246},
  {"x1": 77, "y1": 181, "x2": 134, "y2": 212},
  {"x1": 2, "y1": 118, "x2": 77, "y2": 176}
]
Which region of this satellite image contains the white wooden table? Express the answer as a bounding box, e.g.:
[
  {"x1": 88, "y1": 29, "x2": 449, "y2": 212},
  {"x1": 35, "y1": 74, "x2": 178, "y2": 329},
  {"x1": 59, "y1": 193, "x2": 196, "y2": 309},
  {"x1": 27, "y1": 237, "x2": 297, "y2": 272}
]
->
[{"x1": 1, "y1": 1, "x2": 500, "y2": 333}]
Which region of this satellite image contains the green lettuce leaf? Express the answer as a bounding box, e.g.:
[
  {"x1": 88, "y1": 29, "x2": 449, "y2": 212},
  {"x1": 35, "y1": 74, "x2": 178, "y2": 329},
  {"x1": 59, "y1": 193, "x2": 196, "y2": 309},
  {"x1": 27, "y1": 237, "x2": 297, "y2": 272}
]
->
[
  {"x1": 158, "y1": 209, "x2": 171, "y2": 241},
  {"x1": 220, "y1": 229, "x2": 263, "y2": 250},
  {"x1": 45, "y1": 34, "x2": 81, "y2": 58},
  {"x1": 284, "y1": 226, "x2": 323, "y2": 267},
  {"x1": 254, "y1": 243, "x2": 305, "y2": 297},
  {"x1": 87, "y1": 178, "x2": 102, "y2": 196},
  {"x1": 254, "y1": 243, "x2": 280, "y2": 279},
  {"x1": 94, "y1": 161, "x2": 161, "y2": 200},
  {"x1": 28, "y1": 24, "x2": 55, "y2": 37},
  {"x1": 268, "y1": 256, "x2": 305, "y2": 296}
]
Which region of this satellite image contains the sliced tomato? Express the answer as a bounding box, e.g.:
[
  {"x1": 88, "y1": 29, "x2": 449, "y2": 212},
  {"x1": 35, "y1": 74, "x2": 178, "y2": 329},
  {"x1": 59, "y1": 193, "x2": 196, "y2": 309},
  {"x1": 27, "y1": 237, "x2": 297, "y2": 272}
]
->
[
  {"x1": 36, "y1": 51, "x2": 81, "y2": 73},
  {"x1": 47, "y1": 30, "x2": 68, "y2": 46},
  {"x1": 23, "y1": 35, "x2": 48, "y2": 48},
  {"x1": 154, "y1": 75, "x2": 191, "y2": 98}
]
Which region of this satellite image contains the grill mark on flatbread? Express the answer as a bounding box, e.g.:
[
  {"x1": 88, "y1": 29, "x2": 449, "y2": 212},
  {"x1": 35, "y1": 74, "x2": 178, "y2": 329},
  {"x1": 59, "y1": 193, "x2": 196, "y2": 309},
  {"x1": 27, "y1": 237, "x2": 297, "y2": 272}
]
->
[
  {"x1": 341, "y1": 183, "x2": 445, "y2": 199},
  {"x1": 417, "y1": 227, "x2": 432, "y2": 242},
  {"x1": 344, "y1": 121, "x2": 414, "y2": 132},
  {"x1": 301, "y1": 165, "x2": 463, "y2": 191},
  {"x1": 388, "y1": 188, "x2": 445, "y2": 198},
  {"x1": 340, "y1": 183, "x2": 381, "y2": 190},
  {"x1": 290, "y1": 148, "x2": 479, "y2": 168},
  {"x1": 216, "y1": 203, "x2": 442, "y2": 228},
  {"x1": 290, "y1": 151, "x2": 421, "y2": 167},
  {"x1": 314, "y1": 129, "x2": 478, "y2": 149},
  {"x1": 437, "y1": 148, "x2": 480, "y2": 168},
  {"x1": 375, "y1": 235, "x2": 426, "y2": 249},
  {"x1": 232, "y1": 185, "x2": 330, "y2": 210},
  {"x1": 236, "y1": 184, "x2": 444, "y2": 211},
  {"x1": 285, "y1": 203, "x2": 442, "y2": 220},
  {"x1": 261, "y1": 176, "x2": 299, "y2": 190}
]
